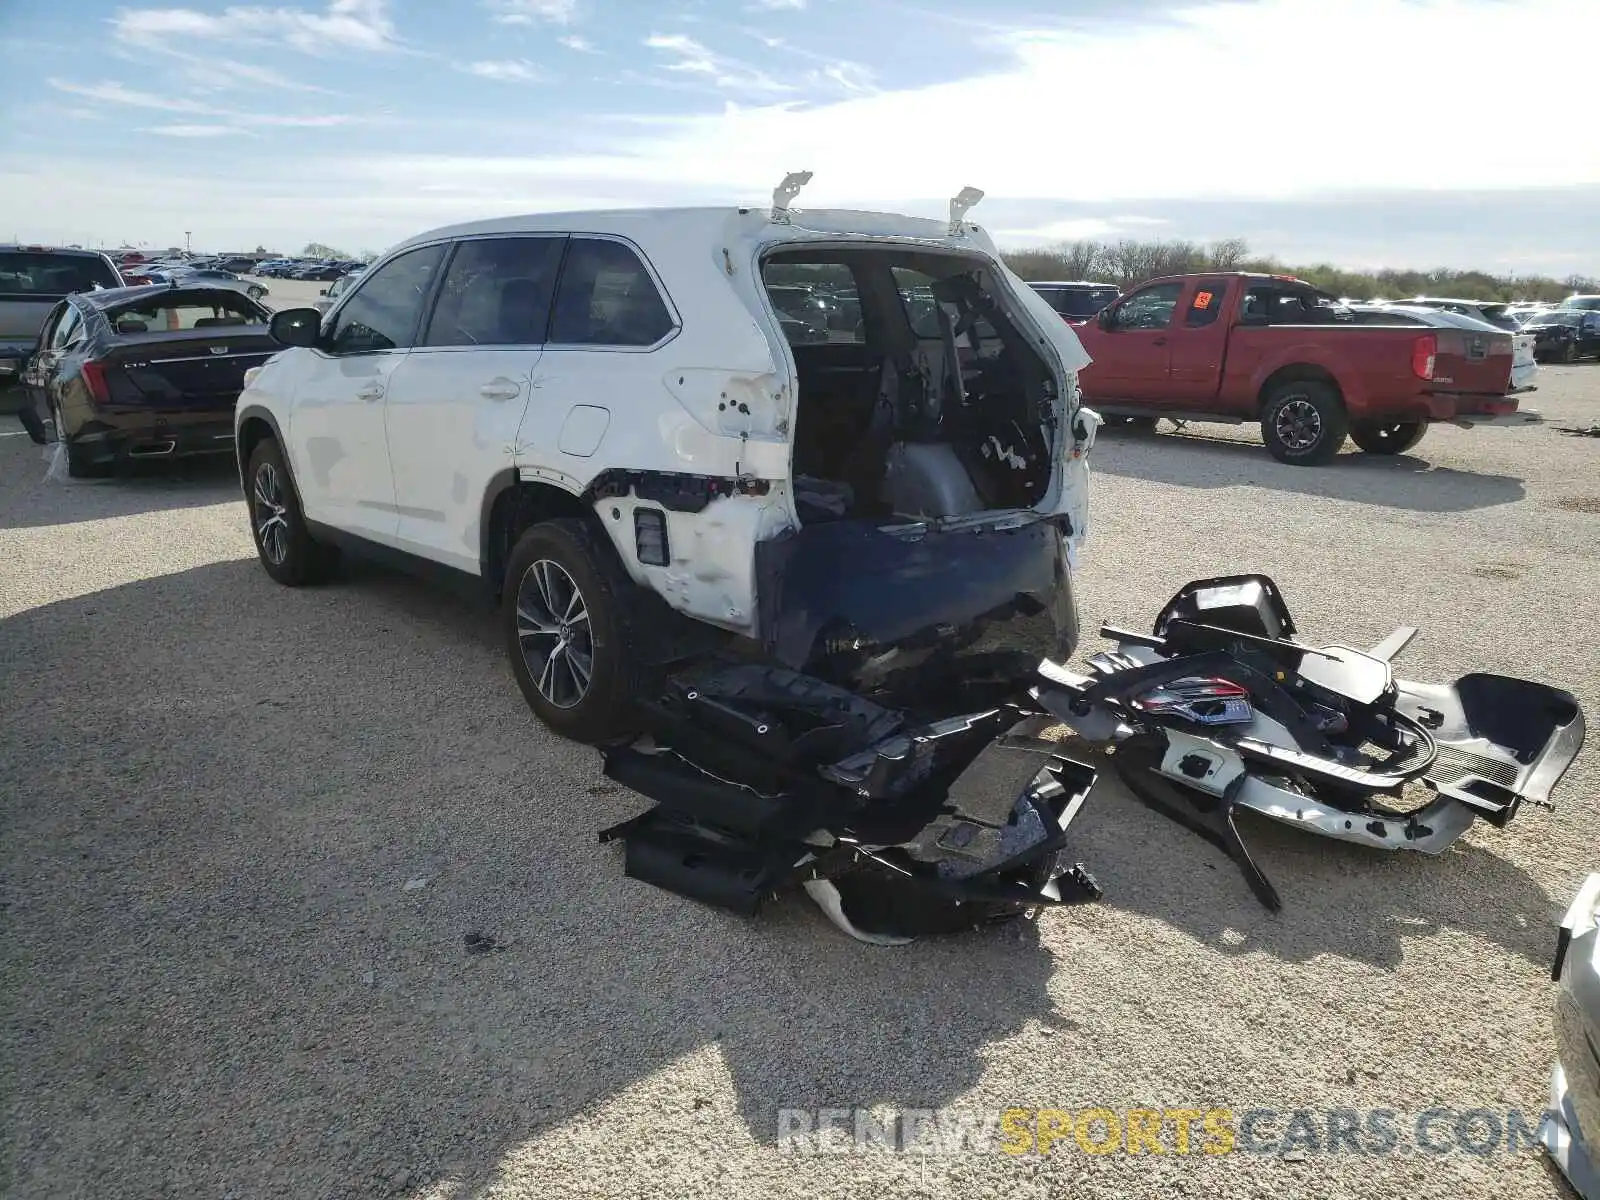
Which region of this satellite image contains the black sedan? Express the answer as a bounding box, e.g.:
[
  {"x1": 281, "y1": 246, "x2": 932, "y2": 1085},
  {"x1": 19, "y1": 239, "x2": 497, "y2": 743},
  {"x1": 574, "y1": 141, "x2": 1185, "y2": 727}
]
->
[
  {"x1": 1525, "y1": 309, "x2": 1600, "y2": 363},
  {"x1": 17, "y1": 283, "x2": 279, "y2": 477}
]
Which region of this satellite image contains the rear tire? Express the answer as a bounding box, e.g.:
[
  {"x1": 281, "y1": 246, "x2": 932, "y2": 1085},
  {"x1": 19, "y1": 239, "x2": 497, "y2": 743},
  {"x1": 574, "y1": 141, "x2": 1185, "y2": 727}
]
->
[
  {"x1": 52, "y1": 400, "x2": 111, "y2": 479},
  {"x1": 246, "y1": 437, "x2": 340, "y2": 585},
  {"x1": 503, "y1": 518, "x2": 653, "y2": 745},
  {"x1": 1260, "y1": 381, "x2": 1348, "y2": 466},
  {"x1": 17, "y1": 400, "x2": 47, "y2": 445},
  {"x1": 1350, "y1": 420, "x2": 1427, "y2": 455}
]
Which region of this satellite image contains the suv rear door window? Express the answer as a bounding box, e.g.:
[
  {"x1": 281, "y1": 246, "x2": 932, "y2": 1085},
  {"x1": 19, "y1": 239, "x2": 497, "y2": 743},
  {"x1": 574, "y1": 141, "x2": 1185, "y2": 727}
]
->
[
  {"x1": 0, "y1": 252, "x2": 120, "y2": 299},
  {"x1": 325, "y1": 243, "x2": 447, "y2": 355},
  {"x1": 548, "y1": 238, "x2": 674, "y2": 347},
  {"x1": 764, "y1": 265, "x2": 864, "y2": 345},
  {"x1": 424, "y1": 236, "x2": 564, "y2": 347}
]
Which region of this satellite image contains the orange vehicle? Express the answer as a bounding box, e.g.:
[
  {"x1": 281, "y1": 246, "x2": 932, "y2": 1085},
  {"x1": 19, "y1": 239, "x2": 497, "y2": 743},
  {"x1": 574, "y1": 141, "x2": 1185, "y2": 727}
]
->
[{"x1": 1070, "y1": 272, "x2": 1538, "y2": 464}]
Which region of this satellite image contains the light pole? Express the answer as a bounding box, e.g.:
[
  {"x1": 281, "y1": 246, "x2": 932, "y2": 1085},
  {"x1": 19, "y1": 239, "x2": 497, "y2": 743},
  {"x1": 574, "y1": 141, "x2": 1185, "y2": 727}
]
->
[{"x1": 185, "y1": 230, "x2": 192, "y2": 255}]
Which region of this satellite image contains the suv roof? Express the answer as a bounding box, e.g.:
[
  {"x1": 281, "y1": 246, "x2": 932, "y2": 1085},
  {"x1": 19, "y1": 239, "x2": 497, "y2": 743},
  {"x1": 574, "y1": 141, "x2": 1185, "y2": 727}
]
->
[
  {"x1": 386, "y1": 205, "x2": 998, "y2": 259},
  {"x1": 1031, "y1": 280, "x2": 1118, "y2": 289}
]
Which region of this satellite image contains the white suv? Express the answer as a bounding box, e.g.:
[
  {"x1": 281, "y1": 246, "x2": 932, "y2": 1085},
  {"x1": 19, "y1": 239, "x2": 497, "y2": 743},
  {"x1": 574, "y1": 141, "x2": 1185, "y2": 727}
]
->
[{"x1": 235, "y1": 182, "x2": 1099, "y2": 745}]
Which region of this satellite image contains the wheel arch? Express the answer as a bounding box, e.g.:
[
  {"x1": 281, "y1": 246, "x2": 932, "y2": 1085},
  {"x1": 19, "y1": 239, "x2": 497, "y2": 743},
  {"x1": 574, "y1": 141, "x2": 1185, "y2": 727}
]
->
[
  {"x1": 481, "y1": 472, "x2": 594, "y2": 600},
  {"x1": 235, "y1": 404, "x2": 287, "y2": 491},
  {"x1": 1256, "y1": 363, "x2": 1345, "y2": 416}
]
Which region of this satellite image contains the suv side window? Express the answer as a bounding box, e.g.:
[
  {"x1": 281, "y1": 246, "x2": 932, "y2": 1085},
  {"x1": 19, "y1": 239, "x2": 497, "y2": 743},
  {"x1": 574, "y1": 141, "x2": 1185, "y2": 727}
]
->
[
  {"x1": 325, "y1": 243, "x2": 447, "y2": 355},
  {"x1": 424, "y1": 236, "x2": 564, "y2": 348},
  {"x1": 1107, "y1": 282, "x2": 1182, "y2": 331},
  {"x1": 548, "y1": 238, "x2": 674, "y2": 347},
  {"x1": 1184, "y1": 280, "x2": 1229, "y2": 327}
]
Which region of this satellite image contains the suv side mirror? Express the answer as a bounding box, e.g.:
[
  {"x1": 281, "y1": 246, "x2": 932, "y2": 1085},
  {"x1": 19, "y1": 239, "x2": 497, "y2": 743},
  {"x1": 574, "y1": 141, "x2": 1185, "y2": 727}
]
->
[
  {"x1": 269, "y1": 307, "x2": 322, "y2": 348},
  {"x1": 1097, "y1": 307, "x2": 1114, "y2": 330}
]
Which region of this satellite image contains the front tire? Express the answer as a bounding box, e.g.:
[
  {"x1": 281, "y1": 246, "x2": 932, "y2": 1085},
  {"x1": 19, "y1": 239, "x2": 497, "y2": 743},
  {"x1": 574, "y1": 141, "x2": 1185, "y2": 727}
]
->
[
  {"x1": 503, "y1": 518, "x2": 652, "y2": 745},
  {"x1": 1350, "y1": 420, "x2": 1426, "y2": 455},
  {"x1": 246, "y1": 437, "x2": 340, "y2": 585},
  {"x1": 1260, "y1": 380, "x2": 1348, "y2": 466}
]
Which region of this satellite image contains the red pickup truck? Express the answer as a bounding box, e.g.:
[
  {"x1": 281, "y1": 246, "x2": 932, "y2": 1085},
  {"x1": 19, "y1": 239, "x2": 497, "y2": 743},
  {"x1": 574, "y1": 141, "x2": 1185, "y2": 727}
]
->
[{"x1": 1070, "y1": 273, "x2": 1536, "y2": 464}]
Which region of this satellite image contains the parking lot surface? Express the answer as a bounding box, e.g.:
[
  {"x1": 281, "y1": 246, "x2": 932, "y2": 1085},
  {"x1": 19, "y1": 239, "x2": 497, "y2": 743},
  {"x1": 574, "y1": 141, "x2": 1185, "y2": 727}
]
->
[{"x1": 2, "y1": 350, "x2": 1597, "y2": 1199}]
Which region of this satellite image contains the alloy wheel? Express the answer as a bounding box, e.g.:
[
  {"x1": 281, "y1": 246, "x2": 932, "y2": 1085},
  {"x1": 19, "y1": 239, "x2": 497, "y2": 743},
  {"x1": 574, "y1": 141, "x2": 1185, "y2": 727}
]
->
[
  {"x1": 253, "y1": 461, "x2": 290, "y2": 566},
  {"x1": 1274, "y1": 397, "x2": 1323, "y2": 452},
  {"x1": 515, "y1": 559, "x2": 594, "y2": 709}
]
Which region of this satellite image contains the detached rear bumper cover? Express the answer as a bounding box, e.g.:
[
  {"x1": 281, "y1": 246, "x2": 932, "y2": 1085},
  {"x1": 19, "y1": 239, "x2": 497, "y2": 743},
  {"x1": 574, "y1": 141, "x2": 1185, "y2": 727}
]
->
[{"x1": 597, "y1": 665, "x2": 1101, "y2": 942}]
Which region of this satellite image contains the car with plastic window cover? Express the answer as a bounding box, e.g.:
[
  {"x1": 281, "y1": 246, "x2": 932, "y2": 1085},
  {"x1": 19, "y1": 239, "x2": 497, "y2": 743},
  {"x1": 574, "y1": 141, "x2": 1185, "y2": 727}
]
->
[{"x1": 236, "y1": 179, "x2": 1107, "y2": 942}]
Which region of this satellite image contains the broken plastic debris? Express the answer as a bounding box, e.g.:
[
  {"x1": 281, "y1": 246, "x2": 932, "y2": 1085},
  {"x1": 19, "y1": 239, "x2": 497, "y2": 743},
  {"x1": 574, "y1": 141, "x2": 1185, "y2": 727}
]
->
[{"x1": 403, "y1": 877, "x2": 429, "y2": 891}]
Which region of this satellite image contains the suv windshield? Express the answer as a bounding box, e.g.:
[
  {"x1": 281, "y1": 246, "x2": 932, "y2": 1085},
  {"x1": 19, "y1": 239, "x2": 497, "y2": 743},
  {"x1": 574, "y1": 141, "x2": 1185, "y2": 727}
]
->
[
  {"x1": 1529, "y1": 312, "x2": 1581, "y2": 327},
  {"x1": 0, "y1": 252, "x2": 121, "y2": 300}
]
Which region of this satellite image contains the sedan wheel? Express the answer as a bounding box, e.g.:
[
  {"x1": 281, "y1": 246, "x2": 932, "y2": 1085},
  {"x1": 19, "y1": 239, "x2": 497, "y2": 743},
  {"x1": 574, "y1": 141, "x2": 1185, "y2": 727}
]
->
[{"x1": 515, "y1": 559, "x2": 594, "y2": 710}]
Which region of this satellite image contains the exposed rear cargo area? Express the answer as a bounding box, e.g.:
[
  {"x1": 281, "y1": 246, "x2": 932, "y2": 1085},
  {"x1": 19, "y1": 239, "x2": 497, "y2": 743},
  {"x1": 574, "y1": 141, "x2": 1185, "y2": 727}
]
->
[{"x1": 760, "y1": 247, "x2": 1060, "y2": 526}]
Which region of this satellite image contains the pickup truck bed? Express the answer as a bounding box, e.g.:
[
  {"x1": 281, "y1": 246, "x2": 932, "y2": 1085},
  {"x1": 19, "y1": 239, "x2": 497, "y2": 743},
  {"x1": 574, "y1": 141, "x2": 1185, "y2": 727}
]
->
[{"x1": 1069, "y1": 273, "x2": 1536, "y2": 464}]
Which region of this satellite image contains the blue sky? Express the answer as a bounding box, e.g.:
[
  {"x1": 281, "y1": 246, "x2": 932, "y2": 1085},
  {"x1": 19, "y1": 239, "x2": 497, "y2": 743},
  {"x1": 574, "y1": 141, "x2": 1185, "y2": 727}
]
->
[{"x1": 0, "y1": 0, "x2": 1596, "y2": 275}]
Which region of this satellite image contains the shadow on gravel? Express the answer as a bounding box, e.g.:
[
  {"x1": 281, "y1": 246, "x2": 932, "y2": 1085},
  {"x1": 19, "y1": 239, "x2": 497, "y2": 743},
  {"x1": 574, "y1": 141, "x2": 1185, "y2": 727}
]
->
[
  {"x1": 0, "y1": 559, "x2": 1057, "y2": 1199},
  {"x1": 1091, "y1": 424, "x2": 1526, "y2": 513},
  {"x1": 0, "y1": 433, "x2": 242, "y2": 531},
  {"x1": 1062, "y1": 748, "x2": 1557, "y2": 972}
]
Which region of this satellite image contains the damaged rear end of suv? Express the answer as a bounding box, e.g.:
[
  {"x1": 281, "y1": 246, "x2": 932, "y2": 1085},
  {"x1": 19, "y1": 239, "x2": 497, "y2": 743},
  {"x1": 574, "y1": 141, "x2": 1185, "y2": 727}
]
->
[
  {"x1": 580, "y1": 183, "x2": 1106, "y2": 941},
  {"x1": 238, "y1": 178, "x2": 1105, "y2": 942}
]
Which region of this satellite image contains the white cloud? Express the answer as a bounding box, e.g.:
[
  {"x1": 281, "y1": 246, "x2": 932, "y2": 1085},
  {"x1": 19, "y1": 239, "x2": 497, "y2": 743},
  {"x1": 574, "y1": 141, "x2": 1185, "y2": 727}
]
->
[
  {"x1": 644, "y1": 32, "x2": 794, "y2": 95},
  {"x1": 559, "y1": 35, "x2": 596, "y2": 52},
  {"x1": 111, "y1": 0, "x2": 398, "y2": 55},
  {"x1": 462, "y1": 59, "x2": 546, "y2": 83},
  {"x1": 10, "y1": 0, "x2": 1600, "y2": 275},
  {"x1": 748, "y1": 0, "x2": 806, "y2": 8},
  {"x1": 487, "y1": 0, "x2": 578, "y2": 25},
  {"x1": 49, "y1": 78, "x2": 357, "y2": 127},
  {"x1": 141, "y1": 124, "x2": 249, "y2": 137}
]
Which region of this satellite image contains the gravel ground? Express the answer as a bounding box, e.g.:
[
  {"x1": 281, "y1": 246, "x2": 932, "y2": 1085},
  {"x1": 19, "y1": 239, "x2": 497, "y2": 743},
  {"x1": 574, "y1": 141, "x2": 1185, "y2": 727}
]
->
[{"x1": 1, "y1": 348, "x2": 1597, "y2": 1200}]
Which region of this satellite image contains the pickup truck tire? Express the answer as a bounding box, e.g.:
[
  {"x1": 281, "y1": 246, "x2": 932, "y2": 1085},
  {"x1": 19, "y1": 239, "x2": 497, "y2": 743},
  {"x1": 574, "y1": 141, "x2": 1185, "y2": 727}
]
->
[
  {"x1": 1260, "y1": 381, "x2": 1349, "y2": 466},
  {"x1": 1351, "y1": 421, "x2": 1427, "y2": 455},
  {"x1": 503, "y1": 517, "x2": 649, "y2": 746}
]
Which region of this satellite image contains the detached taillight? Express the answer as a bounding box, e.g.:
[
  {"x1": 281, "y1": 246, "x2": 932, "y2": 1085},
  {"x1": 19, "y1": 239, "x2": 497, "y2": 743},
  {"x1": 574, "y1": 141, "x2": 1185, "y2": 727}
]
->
[
  {"x1": 79, "y1": 360, "x2": 112, "y2": 406},
  {"x1": 1411, "y1": 334, "x2": 1437, "y2": 381}
]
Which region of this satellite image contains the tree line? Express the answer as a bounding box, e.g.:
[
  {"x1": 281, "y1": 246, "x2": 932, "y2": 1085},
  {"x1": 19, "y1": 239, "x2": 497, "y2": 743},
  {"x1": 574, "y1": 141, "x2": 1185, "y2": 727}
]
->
[{"x1": 1000, "y1": 238, "x2": 1597, "y2": 303}]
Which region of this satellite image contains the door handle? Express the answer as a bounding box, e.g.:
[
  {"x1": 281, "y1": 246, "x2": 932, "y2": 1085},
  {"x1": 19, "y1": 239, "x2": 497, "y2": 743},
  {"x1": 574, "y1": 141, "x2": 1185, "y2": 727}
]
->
[
  {"x1": 1153, "y1": 337, "x2": 1168, "y2": 346},
  {"x1": 356, "y1": 383, "x2": 384, "y2": 402},
  {"x1": 479, "y1": 379, "x2": 521, "y2": 401}
]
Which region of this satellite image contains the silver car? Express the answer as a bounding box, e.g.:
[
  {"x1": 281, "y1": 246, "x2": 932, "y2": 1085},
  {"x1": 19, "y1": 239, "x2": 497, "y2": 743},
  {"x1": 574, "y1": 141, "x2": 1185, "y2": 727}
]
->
[
  {"x1": 1542, "y1": 873, "x2": 1600, "y2": 1199},
  {"x1": 313, "y1": 268, "x2": 364, "y2": 313}
]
